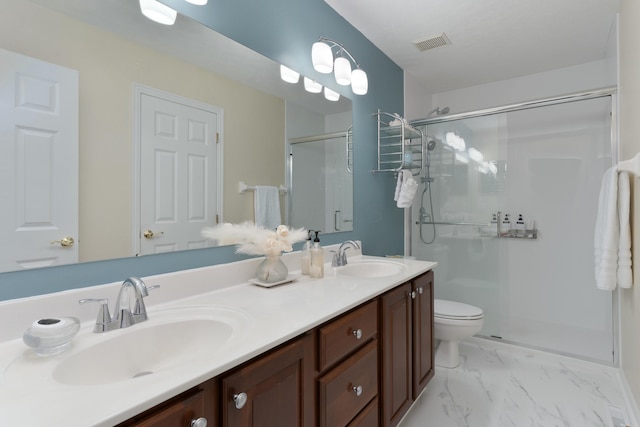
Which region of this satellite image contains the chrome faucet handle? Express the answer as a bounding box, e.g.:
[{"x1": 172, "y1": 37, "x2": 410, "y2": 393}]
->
[
  {"x1": 79, "y1": 298, "x2": 112, "y2": 333},
  {"x1": 335, "y1": 240, "x2": 361, "y2": 267},
  {"x1": 330, "y1": 250, "x2": 340, "y2": 268}
]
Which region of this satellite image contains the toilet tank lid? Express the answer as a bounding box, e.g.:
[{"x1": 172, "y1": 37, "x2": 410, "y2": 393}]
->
[{"x1": 434, "y1": 299, "x2": 483, "y2": 319}]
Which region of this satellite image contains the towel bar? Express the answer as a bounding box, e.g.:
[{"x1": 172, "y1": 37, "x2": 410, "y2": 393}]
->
[{"x1": 238, "y1": 181, "x2": 287, "y2": 194}]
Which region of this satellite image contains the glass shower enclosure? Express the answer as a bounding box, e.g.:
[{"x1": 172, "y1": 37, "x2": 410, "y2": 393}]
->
[{"x1": 411, "y1": 94, "x2": 615, "y2": 363}]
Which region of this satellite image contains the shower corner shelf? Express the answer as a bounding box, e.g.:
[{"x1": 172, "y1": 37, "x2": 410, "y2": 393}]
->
[{"x1": 372, "y1": 109, "x2": 425, "y2": 176}]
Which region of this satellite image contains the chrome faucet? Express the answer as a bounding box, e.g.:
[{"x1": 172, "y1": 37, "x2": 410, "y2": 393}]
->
[
  {"x1": 332, "y1": 240, "x2": 361, "y2": 267},
  {"x1": 79, "y1": 277, "x2": 158, "y2": 333}
]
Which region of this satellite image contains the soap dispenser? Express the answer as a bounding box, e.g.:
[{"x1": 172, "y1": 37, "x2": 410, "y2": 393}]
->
[
  {"x1": 309, "y1": 231, "x2": 324, "y2": 278},
  {"x1": 301, "y1": 230, "x2": 312, "y2": 275}
]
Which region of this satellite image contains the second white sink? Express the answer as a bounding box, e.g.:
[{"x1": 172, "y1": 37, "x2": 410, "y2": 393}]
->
[{"x1": 336, "y1": 259, "x2": 406, "y2": 278}]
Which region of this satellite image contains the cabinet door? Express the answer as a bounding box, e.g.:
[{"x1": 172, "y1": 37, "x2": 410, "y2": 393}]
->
[
  {"x1": 380, "y1": 283, "x2": 413, "y2": 427},
  {"x1": 412, "y1": 271, "x2": 434, "y2": 398},
  {"x1": 120, "y1": 381, "x2": 216, "y2": 427},
  {"x1": 221, "y1": 334, "x2": 314, "y2": 427}
]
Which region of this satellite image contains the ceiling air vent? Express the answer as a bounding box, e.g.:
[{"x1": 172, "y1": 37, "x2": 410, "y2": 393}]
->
[{"x1": 413, "y1": 33, "x2": 451, "y2": 52}]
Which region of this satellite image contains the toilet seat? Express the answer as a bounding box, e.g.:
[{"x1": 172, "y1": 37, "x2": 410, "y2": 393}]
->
[{"x1": 434, "y1": 299, "x2": 483, "y2": 320}]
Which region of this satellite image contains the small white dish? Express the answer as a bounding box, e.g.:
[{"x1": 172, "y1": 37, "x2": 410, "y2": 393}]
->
[{"x1": 249, "y1": 274, "x2": 300, "y2": 288}]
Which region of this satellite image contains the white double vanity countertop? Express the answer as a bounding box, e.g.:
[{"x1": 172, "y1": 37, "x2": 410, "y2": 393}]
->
[{"x1": 0, "y1": 245, "x2": 436, "y2": 427}]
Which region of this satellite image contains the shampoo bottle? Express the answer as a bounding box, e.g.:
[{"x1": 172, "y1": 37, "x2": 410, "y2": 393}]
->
[
  {"x1": 310, "y1": 231, "x2": 324, "y2": 278},
  {"x1": 301, "y1": 230, "x2": 312, "y2": 275}
]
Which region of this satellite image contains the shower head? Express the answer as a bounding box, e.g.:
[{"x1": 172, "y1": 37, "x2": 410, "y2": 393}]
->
[
  {"x1": 427, "y1": 139, "x2": 437, "y2": 151},
  {"x1": 427, "y1": 106, "x2": 450, "y2": 117}
]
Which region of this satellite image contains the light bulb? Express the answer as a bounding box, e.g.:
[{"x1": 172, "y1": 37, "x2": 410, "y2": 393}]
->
[
  {"x1": 468, "y1": 148, "x2": 484, "y2": 162},
  {"x1": 324, "y1": 87, "x2": 340, "y2": 101},
  {"x1": 303, "y1": 77, "x2": 322, "y2": 94},
  {"x1": 139, "y1": 0, "x2": 177, "y2": 25},
  {"x1": 280, "y1": 65, "x2": 300, "y2": 84},
  {"x1": 185, "y1": 0, "x2": 207, "y2": 4},
  {"x1": 312, "y1": 42, "x2": 333, "y2": 74},
  {"x1": 334, "y1": 57, "x2": 352, "y2": 86},
  {"x1": 351, "y1": 68, "x2": 368, "y2": 95}
]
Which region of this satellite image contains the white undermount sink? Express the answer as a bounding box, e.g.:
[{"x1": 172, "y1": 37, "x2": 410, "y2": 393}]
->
[
  {"x1": 5, "y1": 305, "x2": 250, "y2": 387},
  {"x1": 336, "y1": 259, "x2": 406, "y2": 278}
]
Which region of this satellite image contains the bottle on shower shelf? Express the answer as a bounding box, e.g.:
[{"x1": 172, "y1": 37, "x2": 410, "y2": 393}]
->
[{"x1": 501, "y1": 213, "x2": 511, "y2": 237}]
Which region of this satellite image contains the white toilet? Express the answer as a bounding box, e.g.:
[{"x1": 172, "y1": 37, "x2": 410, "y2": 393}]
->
[{"x1": 433, "y1": 299, "x2": 484, "y2": 368}]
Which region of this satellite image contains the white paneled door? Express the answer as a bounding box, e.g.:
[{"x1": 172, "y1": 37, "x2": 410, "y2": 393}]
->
[
  {"x1": 136, "y1": 86, "x2": 222, "y2": 256},
  {"x1": 0, "y1": 49, "x2": 79, "y2": 271}
]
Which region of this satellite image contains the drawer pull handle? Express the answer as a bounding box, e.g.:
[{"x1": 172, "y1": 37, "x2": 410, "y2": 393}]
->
[
  {"x1": 352, "y1": 328, "x2": 363, "y2": 339},
  {"x1": 233, "y1": 392, "x2": 248, "y2": 409},
  {"x1": 352, "y1": 385, "x2": 363, "y2": 396},
  {"x1": 191, "y1": 417, "x2": 208, "y2": 427},
  {"x1": 418, "y1": 286, "x2": 423, "y2": 294},
  {"x1": 411, "y1": 291, "x2": 416, "y2": 299}
]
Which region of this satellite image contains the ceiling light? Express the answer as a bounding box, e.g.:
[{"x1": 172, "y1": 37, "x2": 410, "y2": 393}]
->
[
  {"x1": 312, "y1": 42, "x2": 333, "y2": 74},
  {"x1": 334, "y1": 56, "x2": 351, "y2": 86},
  {"x1": 185, "y1": 0, "x2": 208, "y2": 4},
  {"x1": 304, "y1": 77, "x2": 322, "y2": 93},
  {"x1": 445, "y1": 132, "x2": 466, "y2": 151},
  {"x1": 280, "y1": 65, "x2": 300, "y2": 84},
  {"x1": 324, "y1": 87, "x2": 340, "y2": 101},
  {"x1": 311, "y1": 37, "x2": 368, "y2": 95},
  {"x1": 468, "y1": 147, "x2": 484, "y2": 162},
  {"x1": 351, "y1": 68, "x2": 368, "y2": 95},
  {"x1": 139, "y1": 0, "x2": 177, "y2": 25}
]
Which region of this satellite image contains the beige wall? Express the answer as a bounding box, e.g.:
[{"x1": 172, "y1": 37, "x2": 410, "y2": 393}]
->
[
  {"x1": 1, "y1": 2, "x2": 284, "y2": 263},
  {"x1": 620, "y1": 0, "x2": 640, "y2": 407}
]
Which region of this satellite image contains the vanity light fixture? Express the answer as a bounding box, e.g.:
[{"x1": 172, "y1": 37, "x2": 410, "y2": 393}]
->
[
  {"x1": 311, "y1": 37, "x2": 368, "y2": 95},
  {"x1": 324, "y1": 87, "x2": 340, "y2": 102},
  {"x1": 303, "y1": 77, "x2": 322, "y2": 94},
  {"x1": 139, "y1": 0, "x2": 177, "y2": 25},
  {"x1": 468, "y1": 147, "x2": 484, "y2": 163},
  {"x1": 280, "y1": 65, "x2": 300, "y2": 84}
]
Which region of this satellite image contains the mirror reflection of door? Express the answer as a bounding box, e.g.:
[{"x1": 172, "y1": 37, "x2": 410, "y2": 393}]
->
[
  {"x1": 0, "y1": 48, "x2": 79, "y2": 270},
  {"x1": 134, "y1": 85, "x2": 222, "y2": 256}
]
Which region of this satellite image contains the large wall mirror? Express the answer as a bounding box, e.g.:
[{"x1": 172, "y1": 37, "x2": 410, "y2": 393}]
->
[{"x1": 0, "y1": 0, "x2": 353, "y2": 273}]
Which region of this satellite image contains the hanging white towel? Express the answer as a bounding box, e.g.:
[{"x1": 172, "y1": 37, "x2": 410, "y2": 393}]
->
[
  {"x1": 394, "y1": 170, "x2": 418, "y2": 208},
  {"x1": 254, "y1": 186, "x2": 281, "y2": 230},
  {"x1": 594, "y1": 167, "x2": 633, "y2": 290},
  {"x1": 617, "y1": 171, "x2": 632, "y2": 288}
]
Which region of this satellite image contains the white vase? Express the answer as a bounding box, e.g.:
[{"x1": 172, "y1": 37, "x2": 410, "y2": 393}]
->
[{"x1": 255, "y1": 254, "x2": 288, "y2": 283}]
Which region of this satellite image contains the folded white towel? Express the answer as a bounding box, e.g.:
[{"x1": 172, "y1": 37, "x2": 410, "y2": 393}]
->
[
  {"x1": 594, "y1": 167, "x2": 633, "y2": 290},
  {"x1": 618, "y1": 171, "x2": 632, "y2": 288},
  {"x1": 254, "y1": 186, "x2": 281, "y2": 230},
  {"x1": 395, "y1": 170, "x2": 418, "y2": 208}
]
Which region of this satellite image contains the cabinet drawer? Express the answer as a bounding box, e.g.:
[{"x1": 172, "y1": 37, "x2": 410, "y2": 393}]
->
[
  {"x1": 121, "y1": 387, "x2": 207, "y2": 427},
  {"x1": 318, "y1": 300, "x2": 377, "y2": 371},
  {"x1": 348, "y1": 397, "x2": 378, "y2": 427},
  {"x1": 318, "y1": 340, "x2": 378, "y2": 427}
]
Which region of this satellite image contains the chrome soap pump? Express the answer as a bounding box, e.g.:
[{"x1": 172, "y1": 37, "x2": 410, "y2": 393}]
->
[{"x1": 309, "y1": 231, "x2": 324, "y2": 278}]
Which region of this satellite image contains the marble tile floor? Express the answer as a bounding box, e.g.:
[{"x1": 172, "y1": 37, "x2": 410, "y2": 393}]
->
[{"x1": 399, "y1": 338, "x2": 631, "y2": 427}]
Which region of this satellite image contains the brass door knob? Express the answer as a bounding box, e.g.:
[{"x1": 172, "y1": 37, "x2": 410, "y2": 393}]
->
[
  {"x1": 50, "y1": 237, "x2": 74, "y2": 247},
  {"x1": 143, "y1": 230, "x2": 164, "y2": 239}
]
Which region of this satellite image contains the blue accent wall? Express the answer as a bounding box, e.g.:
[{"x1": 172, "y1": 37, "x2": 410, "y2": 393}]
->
[{"x1": 0, "y1": 0, "x2": 404, "y2": 301}]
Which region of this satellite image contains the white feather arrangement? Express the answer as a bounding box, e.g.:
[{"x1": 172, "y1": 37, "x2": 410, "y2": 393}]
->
[{"x1": 202, "y1": 222, "x2": 308, "y2": 256}]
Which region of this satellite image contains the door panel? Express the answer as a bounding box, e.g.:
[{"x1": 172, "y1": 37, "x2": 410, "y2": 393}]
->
[
  {"x1": 138, "y1": 88, "x2": 221, "y2": 255},
  {"x1": 0, "y1": 48, "x2": 78, "y2": 271}
]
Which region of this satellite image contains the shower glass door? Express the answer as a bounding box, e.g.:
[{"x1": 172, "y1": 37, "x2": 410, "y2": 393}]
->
[{"x1": 412, "y1": 96, "x2": 614, "y2": 363}]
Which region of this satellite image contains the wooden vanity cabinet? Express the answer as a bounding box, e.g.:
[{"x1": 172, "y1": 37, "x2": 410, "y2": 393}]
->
[
  {"x1": 220, "y1": 333, "x2": 315, "y2": 427},
  {"x1": 317, "y1": 300, "x2": 379, "y2": 427},
  {"x1": 118, "y1": 269, "x2": 434, "y2": 427},
  {"x1": 380, "y1": 271, "x2": 434, "y2": 427},
  {"x1": 116, "y1": 378, "x2": 217, "y2": 427}
]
